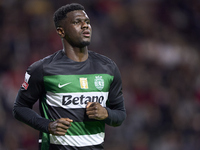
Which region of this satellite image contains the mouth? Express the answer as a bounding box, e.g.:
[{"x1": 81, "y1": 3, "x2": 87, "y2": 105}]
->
[{"x1": 82, "y1": 30, "x2": 91, "y2": 37}]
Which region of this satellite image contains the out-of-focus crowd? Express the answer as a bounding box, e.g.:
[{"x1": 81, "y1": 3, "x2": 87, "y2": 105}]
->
[{"x1": 1, "y1": 0, "x2": 200, "y2": 149}]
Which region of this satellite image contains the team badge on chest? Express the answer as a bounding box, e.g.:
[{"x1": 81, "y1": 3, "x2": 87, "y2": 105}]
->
[
  {"x1": 79, "y1": 78, "x2": 88, "y2": 89},
  {"x1": 94, "y1": 76, "x2": 104, "y2": 90}
]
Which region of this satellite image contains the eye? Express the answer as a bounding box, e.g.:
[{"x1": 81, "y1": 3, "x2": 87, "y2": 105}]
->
[
  {"x1": 85, "y1": 19, "x2": 90, "y2": 24},
  {"x1": 86, "y1": 20, "x2": 90, "y2": 24},
  {"x1": 73, "y1": 20, "x2": 80, "y2": 24}
]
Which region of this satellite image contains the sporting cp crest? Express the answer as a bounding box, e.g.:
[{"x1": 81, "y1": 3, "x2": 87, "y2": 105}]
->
[{"x1": 94, "y1": 76, "x2": 104, "y2": 90}]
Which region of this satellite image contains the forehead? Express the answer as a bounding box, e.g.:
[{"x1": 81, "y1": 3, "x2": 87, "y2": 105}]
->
[{"x1": 66, "y1": 10, "x2": 89, "y2": 20}]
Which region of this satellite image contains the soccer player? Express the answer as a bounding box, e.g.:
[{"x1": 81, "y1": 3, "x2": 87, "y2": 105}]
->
[{"x1": 13, "y1": 3, "x2": 126, "y2": 150}]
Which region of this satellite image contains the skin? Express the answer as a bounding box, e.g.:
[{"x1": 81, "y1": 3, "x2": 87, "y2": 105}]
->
[
  {"x1": 57, "y1": 10, "x2": 92, "y2": 62},
  {"x1": 86, "y1": 102, "x2": 108, "y2": 120},
  {"x1": 48, "y1": 10, "x2": 108, "y2": 135}
]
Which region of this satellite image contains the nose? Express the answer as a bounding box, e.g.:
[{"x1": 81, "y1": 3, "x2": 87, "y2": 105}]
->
[{"x1": 81, "y1": 21, "x2": 88, "y2": 29}]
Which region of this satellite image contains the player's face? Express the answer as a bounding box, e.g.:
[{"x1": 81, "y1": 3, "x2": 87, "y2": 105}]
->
[{"x1": 62, "y1": 10, "x2": 92, "y2": 47}]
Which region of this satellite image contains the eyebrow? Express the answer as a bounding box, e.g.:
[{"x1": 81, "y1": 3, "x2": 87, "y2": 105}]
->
[
  {"x1": 74, "y1": 16, "x2": 90, "y2": 20},
  {"x1": 72, "y1": 17, "x2": 90, "y2": 23}
]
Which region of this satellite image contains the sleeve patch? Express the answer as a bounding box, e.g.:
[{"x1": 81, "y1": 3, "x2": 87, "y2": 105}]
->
[{"x1": 22, "y1": 72, "x2": 31, "y2": 90}]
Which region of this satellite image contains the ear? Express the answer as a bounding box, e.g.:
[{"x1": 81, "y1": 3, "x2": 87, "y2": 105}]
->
[{"x1": 56, "y1": 27, "x2": 65, "y2": 38}]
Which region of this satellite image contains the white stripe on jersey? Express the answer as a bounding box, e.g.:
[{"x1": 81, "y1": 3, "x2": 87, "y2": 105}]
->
[
  {"x1": 49, "y1": 132, "x2": 105, "y2": 147},
  {"x1": 46, "y1": 91, "x2": 108, "y2": 109}
]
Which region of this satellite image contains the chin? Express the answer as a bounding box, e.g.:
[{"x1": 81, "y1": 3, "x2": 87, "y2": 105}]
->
[{"x1": 80, "y1": 41, "x2": 90, "y2": 47}]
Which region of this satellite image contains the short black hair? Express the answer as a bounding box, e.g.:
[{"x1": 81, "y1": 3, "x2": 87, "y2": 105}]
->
[{"x1": 53, "y1": 3, "x2": 85, "y2": 27}]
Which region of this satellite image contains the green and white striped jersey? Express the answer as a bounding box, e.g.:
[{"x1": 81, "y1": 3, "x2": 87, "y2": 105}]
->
[{"x1": 14, "y1": 50, "x2": 126, "y2": 150}]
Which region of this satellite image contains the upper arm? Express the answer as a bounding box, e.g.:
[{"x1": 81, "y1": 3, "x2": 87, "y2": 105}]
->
[
  {"x1": 14, "y1": 60, "x2": 44, "y2": 108},
  {"x1": 108, "y1": 62, "x2": 125, "y2": 111}
]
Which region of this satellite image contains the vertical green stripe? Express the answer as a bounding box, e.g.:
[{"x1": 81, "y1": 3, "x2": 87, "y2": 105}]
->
[{"x1": 41, "y1": 98, "x2": 50, "y2": 150}]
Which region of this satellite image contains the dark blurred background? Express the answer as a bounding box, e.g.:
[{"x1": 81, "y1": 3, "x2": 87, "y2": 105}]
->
[{"x1": 1, "y1": 0, "x2": 200, "y2": 149}]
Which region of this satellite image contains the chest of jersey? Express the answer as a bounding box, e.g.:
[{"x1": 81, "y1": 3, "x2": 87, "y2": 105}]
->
[{"x1": 43, "y1": 74, "x2": 113, "y2": 109}]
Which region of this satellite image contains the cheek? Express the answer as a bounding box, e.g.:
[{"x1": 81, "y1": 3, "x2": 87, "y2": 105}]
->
[
  {"x1": 70, "y1": 27, "x2": 80, "y2": 37},
  {"x1": 65, "y1": 25, "x2": 77, "y2": 35},
  {"x1": 65, "y1": 29, "x2": 77, "y2": 39}
]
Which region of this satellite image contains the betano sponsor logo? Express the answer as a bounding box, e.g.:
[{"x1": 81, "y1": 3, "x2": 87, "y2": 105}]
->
[
  {"x1": 62, "y1": 95, "x2": 104, "y2": 105},
  {"x1": 46, "y1": 92, "x2": 108, "y2": 108}
]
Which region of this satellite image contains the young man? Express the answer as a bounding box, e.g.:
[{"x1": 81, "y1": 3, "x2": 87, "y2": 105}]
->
[{"x1": 13, "y1": 3, "x2": 126, "y2": 150}]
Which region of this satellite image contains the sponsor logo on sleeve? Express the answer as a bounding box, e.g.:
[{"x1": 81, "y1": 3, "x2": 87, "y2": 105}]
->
[{"x1": 22, "y1": 72, "x2": 30, "y2": 90}]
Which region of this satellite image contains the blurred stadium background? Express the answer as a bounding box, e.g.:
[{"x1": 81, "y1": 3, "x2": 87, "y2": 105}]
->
[{"x1": 1, "y1": 0, "x2": 200, "y2": 149}]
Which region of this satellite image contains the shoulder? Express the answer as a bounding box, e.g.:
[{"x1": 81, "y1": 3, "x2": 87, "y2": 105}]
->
[
  {"x1": 88, "y1": 51, "x2": 115, "y2": 66},
  {"x1": 27, "y1": 50, "x2": 63, "y2": 74},
  {"x1": 88, "y1": 51, "x2": 119, "y2": 76}
]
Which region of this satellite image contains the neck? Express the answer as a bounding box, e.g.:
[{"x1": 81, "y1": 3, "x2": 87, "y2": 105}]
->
[{"x1": 63, "y1": 42, "x2": 88, "y2": 62}]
